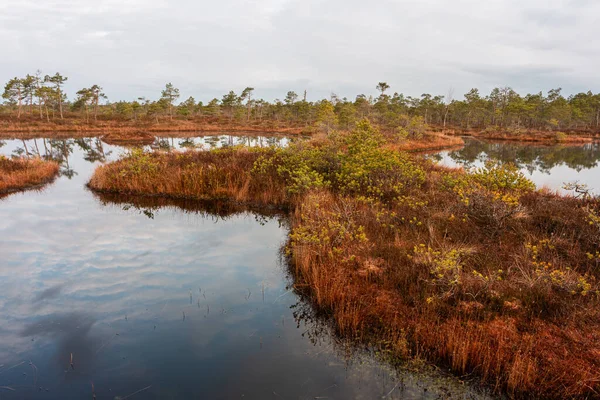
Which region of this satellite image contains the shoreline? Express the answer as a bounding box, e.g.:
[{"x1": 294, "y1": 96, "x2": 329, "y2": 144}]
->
[
  {"x1": 0, "y1": 127, "x2": 467, "y2": 153},
  {"x1": 0, "y1": 119, "x2": 307, "y2": 138},
  {"x1": 450, "y1": 130, "x2": 597, "y2": 144}
]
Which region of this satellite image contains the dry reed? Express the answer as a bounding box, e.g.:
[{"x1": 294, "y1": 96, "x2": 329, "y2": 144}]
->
[
  {"x1": 0, "y1": 156, "x2": 59, "y2": 196},
  {"x1": 87, "y1": 131, "x2": 600, "y2": 398}
]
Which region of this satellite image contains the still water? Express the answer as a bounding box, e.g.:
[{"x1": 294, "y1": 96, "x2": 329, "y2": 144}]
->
[
  {"x1": 433, "y1": 137, "x2": 600, "y2": 194},
  {"x1": 0, "y1": 137, "x2": 488, "y2": 399}
]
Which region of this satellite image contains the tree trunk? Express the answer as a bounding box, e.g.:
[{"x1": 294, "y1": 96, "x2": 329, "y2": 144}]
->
[
  {"x1": 36, "y1": 80, "x2": 43, "y2": 119},
  {"x1": 17, "y1": 86, "x2": 22, "y2": 119},
  {"x1": 33, "y1": 139, "x2": 41, "y2": 157},
  {"x1": 93, "y1": 96, "x2": 98, "y2": 121},
  {"x1": 58, "y1": 89, "x2": 63, "y2": 119},
  {"x1": 443, "y1": 106, "x2": 449, "y2": 130},
  {"x1": 22, "y1": 140, "x2": 30, "y2": 157}
]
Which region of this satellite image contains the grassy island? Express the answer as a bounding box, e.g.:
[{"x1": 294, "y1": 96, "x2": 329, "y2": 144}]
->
[
  {"x1": 0, "y1": 156, "x2": 59, "y2": 197},
  {"x1": 88, "y1": 120, "x2": 600, "y2": 399}
]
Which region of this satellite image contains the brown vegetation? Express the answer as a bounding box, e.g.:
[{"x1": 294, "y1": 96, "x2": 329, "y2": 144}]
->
[
  {"x1": 87, "y1": 121, "x2": 600, "y2": 398},
  {"x1": 0, "y1": 114, "x2": 305, "y2": 138},
  {"x1": 446, "y1": 127, "x2": 597, "y2": 144},
  {"x1": 288, "y1": 189, "x2": 600, "y2": 399},
  {"x1": 88, "y1": 148, "x2": 289, "y2": 207},
  {"x1": 100, "y1": 131, "x2": 156, "y2": 146},
  {"x1": 0, "y1": 156, "x2": 59, "y2": 196},
  {"x1": 388, "y1": 132, "x2": 464, "y2": 152}
]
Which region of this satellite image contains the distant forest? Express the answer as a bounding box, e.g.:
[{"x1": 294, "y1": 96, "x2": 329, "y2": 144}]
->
[{"x1": 3, "y1": 72, "x2": 600, "y2": 132}]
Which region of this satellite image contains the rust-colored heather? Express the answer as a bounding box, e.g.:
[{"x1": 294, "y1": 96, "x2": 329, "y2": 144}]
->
[
  {"x1": 386, "y1": 133, "x2": 464, "y2": 152},
  {"x1": 88, "y1": 148, "x2": 289, "y2": 206},
  {"x1": 0, "y1": 114, "x2": 306, "y2": 138},
  {"x1": 0, "y1": 156, "x2": 59, "y2": 195},
  {"x1": 87, "y1": 124, "x2": 600, "y2": 398},
  {"x1": 463, "y1": 129, "x2": 595, "y2": 144},
  {"x1": 286, "y1": 186, "x2": 600, "y2": 399},
  {"x1": 100, "y1": 131, "x2": 156, "y2": 146}
]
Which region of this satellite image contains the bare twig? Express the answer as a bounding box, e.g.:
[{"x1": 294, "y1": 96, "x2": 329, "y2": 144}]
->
[
  {"x1": 0, "y1": 361, "x2": 25, "y2": 375},
  {"x1": 117, "y1": 385, "x2": 152, "y2": 400}
]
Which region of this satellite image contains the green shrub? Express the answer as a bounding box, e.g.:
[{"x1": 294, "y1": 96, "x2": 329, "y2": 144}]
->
[
  {"x1": 470, "y1": 161, "x2": 535, "y2": 195},
  {"x1": 413, "y1": 244, "x2": 464, "y2": 301},
  {"x1": 481, "y1": 126, "x2": 500, "y2": 135},
  {"x1": 395, "y1": 127, "x2": 410, "y2": 141},
  {"x1": 443, "y1": 162, "x2": 535, "y2": 232},
  {"x1": 407, "y1": 116, "x2": 427, "y2": 139},
  {"x1": 336, "y1": 120, "x2": 425, "y2": 200},
  {"x1": 253, "y1": 119, "x2": 425, "y2": 201},
  {"x1": 336, "y1": 147, "x2": 424, "y2": 200},
  {"x1": 119, "y1": 149, "x2": 160, "y2": 178},
  {"x1": 252, "y1": 142, "x2": 334, "y2": 195},
  {"x1": 555, "y1": 131, "x2": 567, "y2": 142}
]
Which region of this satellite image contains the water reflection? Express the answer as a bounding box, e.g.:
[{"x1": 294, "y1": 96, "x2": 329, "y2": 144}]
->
[
  {"x1": 0, "y1": 136, "x2": 490, "y2": 399},
  {"x1": 4, "y1": 138, "x2": 108, "y2": 180},
  {"x1": 435, "y1": 138, "x2": 600, "y2": 194},
  {"x1": 1, "y1": 135, "x2": 289, "y2": 181},
  {"x1": 149, "y1": 134, "x2": 289, "y2": 152}
]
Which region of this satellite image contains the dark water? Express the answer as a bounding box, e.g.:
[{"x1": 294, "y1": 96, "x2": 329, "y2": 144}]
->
[
  {"x1": 433, "y1": 138, "x2": 600, "y2": 195},
  {"x1": 0, "y1": 137, "x2": 488, "y2": 399}
]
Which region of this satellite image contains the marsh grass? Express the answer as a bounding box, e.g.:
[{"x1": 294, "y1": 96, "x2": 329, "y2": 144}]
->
[
  {"x1": 288, "y1": 189, "x2": 600, "y2": 398},
  {"x1": 471, "y1": 128, "x2": 595, "y2": 144},
  {"x1": 387, "y1": 132, "x2": 464, "y2": 152},
  {"x1": 0, "y1": 156, "x2": 59, "y2": 196},
  {"x1": 88, "y1": 120, "x2": 600, "y2": 398},
  {"x1": 0, "y1": 114, "x2": 305, "y2": 137},
  {"x1": 88, "y1": 147, "x2": 289, "y2": 207}
]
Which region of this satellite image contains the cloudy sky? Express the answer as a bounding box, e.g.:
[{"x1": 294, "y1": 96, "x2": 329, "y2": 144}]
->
[{"x1": 1, "y1": 0, "x2": 599, "y2": 102}]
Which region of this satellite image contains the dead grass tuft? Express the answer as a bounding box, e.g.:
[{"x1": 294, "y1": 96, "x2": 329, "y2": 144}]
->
[{"x1": 0, "y1": 156, "x2": 59, "y2": 196}]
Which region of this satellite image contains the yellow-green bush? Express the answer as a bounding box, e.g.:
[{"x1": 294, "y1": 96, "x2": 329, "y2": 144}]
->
[{"x1": 253, "y1": 120, "x2": 426, "y2": 201}]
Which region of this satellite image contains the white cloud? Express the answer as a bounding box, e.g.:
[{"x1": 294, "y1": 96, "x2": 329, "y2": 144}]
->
[{"x1": 1, "y1": 0, "x2": 599, "y2": 102}]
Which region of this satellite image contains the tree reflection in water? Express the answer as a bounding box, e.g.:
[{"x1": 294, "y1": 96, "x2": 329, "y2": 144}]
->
[{"x1": 446, "y1": 138, "x2": 600, "y2": 173}]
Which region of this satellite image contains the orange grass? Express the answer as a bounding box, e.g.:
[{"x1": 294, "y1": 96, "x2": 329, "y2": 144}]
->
[
  {"x1": 0, "y1": 114, "x2": 306, "y2": 138},
  {"x1": 387, "y1": 133, "x2": 465, "y2": 152},
  {"x1": 87, "y1": 134, "x2": 600, "y2": 399},
  {"x1": 100, "y1": 131, "x2": 156, "y2": 145},
  {"x1": 0, "y1": 156, "x2": 59, "y2": 196},
  {"x1": 287, "y1": 189, "x2": 600, "y2": 399},
  {"x1": 462, "y1": 129, "x2": 596, "y2": 144},
  {"x1": 88, "y1": 148, "x2": 289, "y2": 207}
]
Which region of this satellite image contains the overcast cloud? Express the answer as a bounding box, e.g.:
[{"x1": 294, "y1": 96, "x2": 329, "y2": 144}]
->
[{"x1": 1, "y1": 0, "x2": 599, "y2": 102}]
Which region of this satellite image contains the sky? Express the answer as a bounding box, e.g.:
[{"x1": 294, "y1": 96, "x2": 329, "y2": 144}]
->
[{"x1": 1, "y1": 0, "x2": 599, "y2": 103}]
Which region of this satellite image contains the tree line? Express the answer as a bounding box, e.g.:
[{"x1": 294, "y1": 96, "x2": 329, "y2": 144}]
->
[{"x1": 3, "y1": 73, "x2": 600, "y2": 132}]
